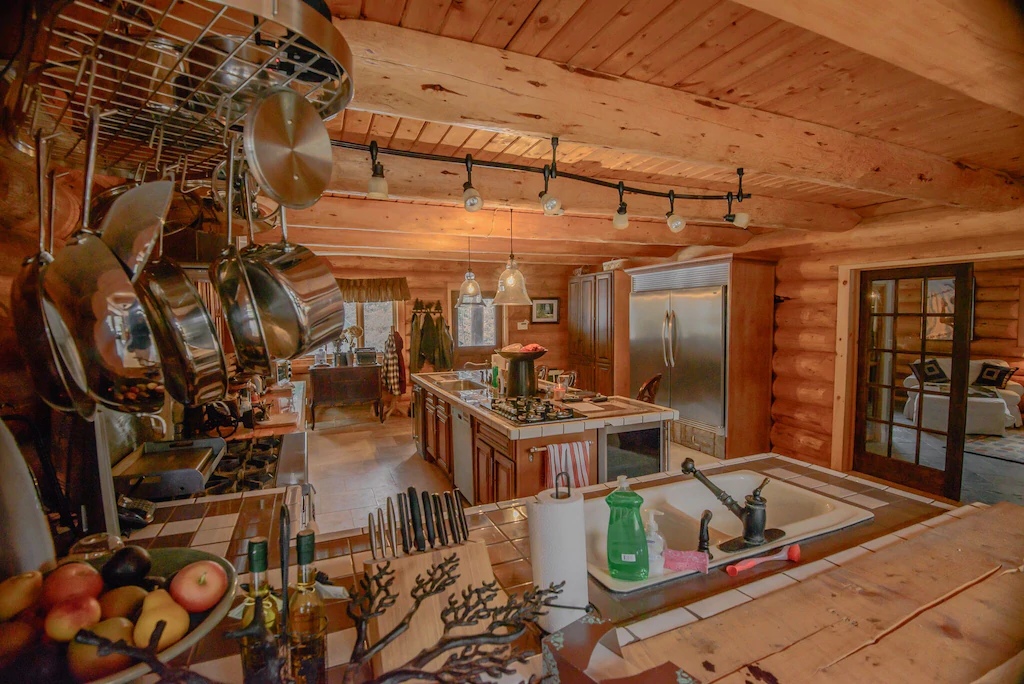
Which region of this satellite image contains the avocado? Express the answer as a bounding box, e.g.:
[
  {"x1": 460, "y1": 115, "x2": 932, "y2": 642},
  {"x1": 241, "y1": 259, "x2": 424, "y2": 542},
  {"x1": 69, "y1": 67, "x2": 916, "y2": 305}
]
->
[{"x1": 101, "y1": 546, "x2": 152, "y2": 588}]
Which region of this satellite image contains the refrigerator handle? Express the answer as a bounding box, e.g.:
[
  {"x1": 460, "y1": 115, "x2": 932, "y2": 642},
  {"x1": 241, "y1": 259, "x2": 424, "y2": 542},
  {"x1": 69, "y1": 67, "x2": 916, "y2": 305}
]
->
[
  {"x1": 668, "y1": 311, "x2": 677, "y2": 368},
  {"x1": 661, "y1": 311, "x2": 669, "y2": 366}
]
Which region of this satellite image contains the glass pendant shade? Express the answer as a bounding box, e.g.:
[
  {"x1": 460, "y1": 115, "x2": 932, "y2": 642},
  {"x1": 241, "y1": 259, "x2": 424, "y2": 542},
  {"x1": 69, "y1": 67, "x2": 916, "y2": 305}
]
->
[
  {"x1": 612, "y1": 205, "x2": 629, "y2": 230},
  {"x1": 732, "y1": 212, "x2": 751, "y2": 229},
  {"x1": 456, "y1": 270, "x2": 484, "y2": 307},
  {"x1": 367, "y1": 164, "x2": 388, "y2": 199},
  {"x1": 492, "y1": 257, "x2": 532, "y2": 306},
  {"x1": 666, "y1": 212, "x2": 686, "y2": 233},
  {"x1": 463, "y1": 184, "x2": 483, "y2": 212}
]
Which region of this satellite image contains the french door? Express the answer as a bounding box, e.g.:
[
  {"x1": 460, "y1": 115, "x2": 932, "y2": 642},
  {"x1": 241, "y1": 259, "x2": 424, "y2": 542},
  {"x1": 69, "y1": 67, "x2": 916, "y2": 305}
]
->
[{"x1": 853, "y1": 264, "x2": 973, "y2": 499}]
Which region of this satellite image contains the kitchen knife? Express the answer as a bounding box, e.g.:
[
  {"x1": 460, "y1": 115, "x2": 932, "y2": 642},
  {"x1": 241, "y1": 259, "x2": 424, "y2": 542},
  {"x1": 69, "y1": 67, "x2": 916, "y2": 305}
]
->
[
  {"x1": 397, "y1": 492, "x2": 410, "y2": 555},
  {"x1": 279, "y1": 504, "x2": 290, "y2": 637},
  {"x1": 368, "y1": 512, "x2": 378, "y2": 560},
  {"x1": 386, "y1": 497, "x2": 398, "y2": 557},
  {"x1": 452, "y1": 488, "x2": 470, "y2": 539},
  {"x1": 431, "y1": 493, "x2": 448, "y2": 546},
  {"x1": 376, "y1": 508, "x2": 388, "y2": 557},
  {"x1": 444, "y1": 492, "x2": 461, "y2": 544},
  {"x1": 407, "y1": 486, "x2": 426, "y2": 552},
  {"x1": 421, "y1": 490, "x2": 436, "y2": 547}
]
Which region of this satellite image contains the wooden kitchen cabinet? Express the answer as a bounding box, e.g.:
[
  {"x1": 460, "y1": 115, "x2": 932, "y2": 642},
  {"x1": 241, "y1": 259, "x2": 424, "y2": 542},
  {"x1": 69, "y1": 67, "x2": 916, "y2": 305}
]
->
[
  {"x1": 474, "y1": 439, "x2": 495, "y2": 505},
  {"x1": 568, "y1": 271, "x2": 629, "y2": 395},
  {"x1": 413, "y1": 385, "x2": 426, "y2": 456},
  {"x1": 435, "y1": 400, "x2": 452, "y2": 478},
  {"x1": 493, "y1": 452, "x2": 515, "y2": 502},
  {"x1": 472, "y1": 419, "x2": 513, "y2": 505},
  {"x1": 424, "y1": 392, "x2": 436, "y2": 462}
]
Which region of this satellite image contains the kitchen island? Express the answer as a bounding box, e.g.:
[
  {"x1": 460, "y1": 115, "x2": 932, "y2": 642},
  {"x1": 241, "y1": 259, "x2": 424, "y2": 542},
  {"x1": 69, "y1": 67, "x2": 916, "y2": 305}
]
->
[
  {"x1": 411, "y1": 371, "x2": 678, "y2": 504},
  {"x1": 119, "y1": 452, "x2": 1008, "y2": 682}
]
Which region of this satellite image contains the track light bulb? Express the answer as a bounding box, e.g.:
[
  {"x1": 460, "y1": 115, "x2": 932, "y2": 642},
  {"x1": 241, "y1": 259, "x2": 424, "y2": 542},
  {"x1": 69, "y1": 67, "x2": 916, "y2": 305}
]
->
[
  {"x1": 666, "y1": 212, "x2": 686, "y2": 233},
  {"x1": 367, "y1": 162, "x2": 388, "y2": 199},
  {"x1": 463, "y1": 182, "x2": 483, "y2": 212},
  {"x1": 612, "y1": 202, "x2": 628, "y2": 230},
  {"x1": 732, "y1": 212, "x2": 751, "y2": 229},
  {"x1": 540, "y1": 192, "x2": 562, "y2": 215}
]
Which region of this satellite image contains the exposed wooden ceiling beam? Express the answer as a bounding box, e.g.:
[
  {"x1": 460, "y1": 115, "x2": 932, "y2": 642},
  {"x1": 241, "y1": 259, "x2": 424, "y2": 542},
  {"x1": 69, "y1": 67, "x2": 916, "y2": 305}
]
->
[
  {"x1": 290, "y1": 196, "x2": 754, "y2": 247},
  {"x1": 731, "y1": 0, "x2": 1024, "y2": 118},
  {"x1": 327, "y1": 148, "x2": 860, "y2": 231},
  {"x1": 324, "y1": 256, "x2": 579, "y2": 277},
  {"x1": 254, "y1": 226, "x2": 680, "y2": 259},
  {"x1": 336, "y1": 19, "x2": 1023, "y2": 211},
  {"x1": 314, "y1": 247, "x2": 615, "y2": 265}
]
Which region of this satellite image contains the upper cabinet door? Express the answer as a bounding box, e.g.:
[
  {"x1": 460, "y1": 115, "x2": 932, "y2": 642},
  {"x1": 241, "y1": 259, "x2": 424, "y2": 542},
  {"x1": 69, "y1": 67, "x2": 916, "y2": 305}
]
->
[
  {"x1": 580, "y1": 276, "x2": 596, "y2": 357},
  {"x1": 594, "y1": 272, "x2": 613, "y2": 363},
  {"x1": 568, "y1": 278, "x2": 581, "y2": 356}
]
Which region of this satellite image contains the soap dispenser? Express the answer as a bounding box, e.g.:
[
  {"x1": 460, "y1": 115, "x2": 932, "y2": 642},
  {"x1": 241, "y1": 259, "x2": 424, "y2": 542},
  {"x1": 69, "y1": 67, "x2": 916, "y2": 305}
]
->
[
  {"x1": 605, "y1": 476, "x2": 648, "y2": 581},
  {"x1": 644, "y1": 509, "x2": 665, "y2": 577}
]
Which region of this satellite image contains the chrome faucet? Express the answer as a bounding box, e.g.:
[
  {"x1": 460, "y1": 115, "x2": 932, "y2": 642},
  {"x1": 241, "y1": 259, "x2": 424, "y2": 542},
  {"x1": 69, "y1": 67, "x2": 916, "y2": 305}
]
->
[{"x1": 681, "y1": 458, "x2": 783, "y2": 551}]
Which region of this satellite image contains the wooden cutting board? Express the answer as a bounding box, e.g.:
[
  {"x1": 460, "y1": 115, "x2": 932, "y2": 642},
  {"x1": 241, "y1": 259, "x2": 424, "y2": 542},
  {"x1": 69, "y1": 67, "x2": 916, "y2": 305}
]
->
[
  {"x1": 622, "y1": 503, "x2": 1024, "y2": 683},
  {"x1": 365, "y1": 540, "x2": 502, "y2": 675}
]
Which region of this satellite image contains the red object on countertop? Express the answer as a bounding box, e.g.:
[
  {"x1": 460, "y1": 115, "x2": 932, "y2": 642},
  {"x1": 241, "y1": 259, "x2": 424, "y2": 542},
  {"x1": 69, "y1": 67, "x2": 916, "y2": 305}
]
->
[{"x1": 725, "y1": 544, "x2": 801, "y2": 576}]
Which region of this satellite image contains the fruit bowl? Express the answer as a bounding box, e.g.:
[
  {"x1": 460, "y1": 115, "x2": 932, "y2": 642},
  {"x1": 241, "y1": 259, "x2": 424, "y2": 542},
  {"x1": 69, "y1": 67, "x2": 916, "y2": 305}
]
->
[
  {"x1": 495, "y1": 349, "x2": 547, "y2": 362},
  {"x1": 83, "y1": 548, "x2": 238, "y2": 684}
]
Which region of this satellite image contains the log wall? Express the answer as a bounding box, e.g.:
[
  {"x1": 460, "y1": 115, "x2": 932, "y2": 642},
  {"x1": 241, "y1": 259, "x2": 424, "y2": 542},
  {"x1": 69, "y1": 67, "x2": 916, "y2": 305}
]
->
[{"x1": 770, "y1": 253, "x2": 1024, "y2": 467}]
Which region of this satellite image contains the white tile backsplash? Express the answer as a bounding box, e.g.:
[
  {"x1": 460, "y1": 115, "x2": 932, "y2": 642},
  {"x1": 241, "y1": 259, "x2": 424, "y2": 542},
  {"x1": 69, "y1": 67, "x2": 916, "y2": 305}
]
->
[
  {"x1": 627, "y1": 606, "x2": 699, "y2": 640},
  {"x1": 686, "y1": 589, "x2": 751, "y2": 618},
  {"x1": 737, "y1": 573, "x2": 798, "y2": 599}
]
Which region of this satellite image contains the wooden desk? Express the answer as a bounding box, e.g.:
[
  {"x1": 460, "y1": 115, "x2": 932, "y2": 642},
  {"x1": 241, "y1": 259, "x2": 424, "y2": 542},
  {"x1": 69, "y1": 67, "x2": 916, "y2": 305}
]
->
[{"x1": 309, "y1": 364, "x2": 382, "y2": 429}]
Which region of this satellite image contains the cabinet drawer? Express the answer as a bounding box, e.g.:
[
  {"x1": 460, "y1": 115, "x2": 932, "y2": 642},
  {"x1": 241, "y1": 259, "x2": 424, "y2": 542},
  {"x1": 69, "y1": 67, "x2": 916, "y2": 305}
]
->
[
  {"x1": 475, "y1": 420, "x2": 510, "y2": 455},
  {"x1": 674, "y1": 422, "x2": 724, "y2": 458}
]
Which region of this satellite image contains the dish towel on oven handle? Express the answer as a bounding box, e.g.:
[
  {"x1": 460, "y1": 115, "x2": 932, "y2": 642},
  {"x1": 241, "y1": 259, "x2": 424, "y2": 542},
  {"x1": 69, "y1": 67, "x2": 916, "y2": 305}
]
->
[{"x1": 543, "y1": 441, "x2": 591, "y2": 488}]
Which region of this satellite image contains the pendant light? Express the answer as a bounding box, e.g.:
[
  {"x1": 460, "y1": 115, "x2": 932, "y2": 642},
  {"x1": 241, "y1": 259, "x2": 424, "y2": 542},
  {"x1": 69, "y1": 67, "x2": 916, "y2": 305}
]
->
[
  {"x1": 666, "y1": 189, "x2": 686, "y2": 233},
  {"x1": 456, "y1": 236, "x2": 484, "y2": 308},
  {"x1": 492, "y1": 210, "x2": 532, "y2": 306},
  {"x1": 723, "y1": 169, "x2": 751, "y2": 229},
  {"x1": 539, "y1": 165, "x2": 562, "y2": 215},
  {"x1": 462, "y1": 155, "x2": 483, "y2": 212}
]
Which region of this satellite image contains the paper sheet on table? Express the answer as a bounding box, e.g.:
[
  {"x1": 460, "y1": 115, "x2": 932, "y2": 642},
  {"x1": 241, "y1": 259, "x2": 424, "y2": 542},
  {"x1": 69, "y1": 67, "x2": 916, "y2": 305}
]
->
[{"x1": 572, "y1": 403, "x2": 608, "y2": 415}]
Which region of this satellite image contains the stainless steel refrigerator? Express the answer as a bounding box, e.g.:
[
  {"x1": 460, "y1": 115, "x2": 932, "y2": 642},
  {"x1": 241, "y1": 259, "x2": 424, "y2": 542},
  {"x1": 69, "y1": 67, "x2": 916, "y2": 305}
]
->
[{"x1": 629, "y1": 286, "x2": 727, "y2": 429}]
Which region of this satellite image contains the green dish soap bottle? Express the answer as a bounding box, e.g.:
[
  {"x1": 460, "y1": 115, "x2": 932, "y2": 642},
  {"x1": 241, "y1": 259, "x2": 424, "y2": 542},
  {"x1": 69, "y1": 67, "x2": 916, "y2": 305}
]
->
[{"x1": 606, "y1": 475, "x2": 648, "y2": 581}]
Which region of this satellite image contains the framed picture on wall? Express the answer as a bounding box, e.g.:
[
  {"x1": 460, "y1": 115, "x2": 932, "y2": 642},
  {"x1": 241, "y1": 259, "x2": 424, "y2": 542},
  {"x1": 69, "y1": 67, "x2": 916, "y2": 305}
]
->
[{"x1": 531, "y1": 298, "x2": 560, "y2": 324}]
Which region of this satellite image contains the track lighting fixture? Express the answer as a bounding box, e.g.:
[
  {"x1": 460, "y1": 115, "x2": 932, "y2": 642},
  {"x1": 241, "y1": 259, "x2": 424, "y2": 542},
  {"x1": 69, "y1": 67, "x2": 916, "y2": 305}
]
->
[
  {"x1": 723, "y1": 168, "x2": 751, "y2": 228},
  {"x1": 539, "y1": 165, "x2": 562, "y2": 215},
  {"x1": 612, "y1": 181, "x2": 628, "y2": 230},
  {"x1": 462, "y1": 155, "x2": 483, "y2": 212},
  {"x1": 367, "y1": 140, "x2": 388, "y2": 199},
  {"x1": 666, "y1": 189, "x2": 686, "y2": 233}
]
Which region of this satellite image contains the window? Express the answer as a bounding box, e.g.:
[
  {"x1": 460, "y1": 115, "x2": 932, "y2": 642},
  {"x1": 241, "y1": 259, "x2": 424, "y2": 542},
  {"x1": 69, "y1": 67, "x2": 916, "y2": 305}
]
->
[
  {"x1": 311, "y1": 301, "x2": 396, "y2": 355},
  {"x1": 450, "y1": 293, "x2": 502, "y2": 349}
]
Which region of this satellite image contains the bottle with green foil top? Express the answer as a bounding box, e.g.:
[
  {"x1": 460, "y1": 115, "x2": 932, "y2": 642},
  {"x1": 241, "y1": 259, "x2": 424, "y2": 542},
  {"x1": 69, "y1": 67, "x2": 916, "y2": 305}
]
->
[
  {"x1": 240, "y1": 537, "x2": 281, "y2": 682},
  {"x1": 289, "y1": 529, "x2": 327, "y2": 684},
  {"x1": 605, "y1": 475, "x2": 648, "y2": 581}
]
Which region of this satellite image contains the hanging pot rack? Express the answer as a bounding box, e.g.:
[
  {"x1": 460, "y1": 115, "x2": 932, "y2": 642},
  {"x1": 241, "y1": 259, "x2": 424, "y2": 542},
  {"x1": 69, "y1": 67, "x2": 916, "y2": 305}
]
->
[{"x1": 3, "y1": 0, "x2": 353, "y2": 179}]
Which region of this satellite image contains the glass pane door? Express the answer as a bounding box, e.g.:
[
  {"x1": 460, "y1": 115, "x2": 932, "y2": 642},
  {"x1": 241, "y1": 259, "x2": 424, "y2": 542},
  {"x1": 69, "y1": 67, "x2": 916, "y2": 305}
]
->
[{"x1": 854, "y1": 264, "x2": 973, "y2": 499}]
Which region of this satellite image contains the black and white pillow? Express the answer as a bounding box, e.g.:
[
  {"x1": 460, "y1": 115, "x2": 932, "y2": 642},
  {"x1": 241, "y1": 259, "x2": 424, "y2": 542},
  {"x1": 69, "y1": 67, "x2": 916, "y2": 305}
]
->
[
  {"x1": 909, "y1": 359, "x2": 948, "y2": 384},
  {"x1": 975, "y1": 363, "x2": 1018, "y2": 389}
]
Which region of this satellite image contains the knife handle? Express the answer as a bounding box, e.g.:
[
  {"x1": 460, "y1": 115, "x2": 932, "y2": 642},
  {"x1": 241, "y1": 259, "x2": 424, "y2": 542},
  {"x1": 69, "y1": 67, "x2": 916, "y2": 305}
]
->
[
  {"x1": 386, "y1": 498, "x2": 398, "y2": 557},
  {"x1": 408, "y1": 486, "x2": 426, "y2": 552},
  {"x1": 444, "y1": 492, "x2": 461, "y2": 544},
  {"x1": 452, "y1": 488, "x2": 470, "y2": 539},
  {"x1": 421, "y1": 490, "x2": 436, "y2": 547},
  {"x1": 432, "y1": 493, "x2": 448, "y2": 546},
  {"x1": 368, "y1": 513, "x2": 378, "y2": 560},
  {"x1": 397, "y1": 493, "x2": 410, "y2": 555},
  {"x1": 376, "y1": 508, "x2": 388, "y2": 557}
]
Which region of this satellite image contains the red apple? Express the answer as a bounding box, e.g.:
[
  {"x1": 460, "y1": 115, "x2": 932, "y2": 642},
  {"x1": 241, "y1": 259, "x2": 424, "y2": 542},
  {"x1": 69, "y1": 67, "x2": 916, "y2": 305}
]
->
[
  {"x1": 44, "y1": 595, "x2": 101, "y2": 642},
  {"x1": 169, "y1": 560, "x2": 228, "y2": 613},
  {"x1": 40, "y1": 562, "x2": 103, "y2": 610}
]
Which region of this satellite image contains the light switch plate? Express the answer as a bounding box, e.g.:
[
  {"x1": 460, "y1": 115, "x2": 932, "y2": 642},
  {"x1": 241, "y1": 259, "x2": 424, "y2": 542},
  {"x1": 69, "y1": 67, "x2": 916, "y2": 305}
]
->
[{"x1": 517, "y1": 320, "x2": 529, "y2": 330}]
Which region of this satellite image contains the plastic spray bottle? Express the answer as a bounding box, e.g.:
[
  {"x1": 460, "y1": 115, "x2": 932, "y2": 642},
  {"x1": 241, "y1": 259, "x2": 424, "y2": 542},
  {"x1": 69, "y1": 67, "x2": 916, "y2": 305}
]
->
[{"x1": 605, "y1": 476, "x2": 648, "y2": 581}]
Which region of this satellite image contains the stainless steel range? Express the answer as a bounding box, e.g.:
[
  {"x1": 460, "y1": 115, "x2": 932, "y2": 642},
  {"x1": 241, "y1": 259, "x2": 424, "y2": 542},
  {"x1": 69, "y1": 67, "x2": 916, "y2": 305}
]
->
[
  {"x1": 201, "y1": 432, "x2": 308, "y2": 497},
  {"x1": 488, "y1": 397, "x2": 584, "y2": 425}
]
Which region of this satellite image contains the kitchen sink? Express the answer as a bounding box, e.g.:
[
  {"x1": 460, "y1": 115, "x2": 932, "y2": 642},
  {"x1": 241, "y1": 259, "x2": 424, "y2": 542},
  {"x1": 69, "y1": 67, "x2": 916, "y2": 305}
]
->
[
  {"x1": 585, "y1": 470, "x2": 874, "y2": 593},
  {"x1": 436, "y1": 379, "x2": 488, "y2": 392}
]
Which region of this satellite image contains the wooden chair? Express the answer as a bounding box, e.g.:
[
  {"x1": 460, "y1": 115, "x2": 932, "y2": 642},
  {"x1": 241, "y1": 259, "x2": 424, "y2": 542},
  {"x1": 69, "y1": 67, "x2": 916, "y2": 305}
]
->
[
  {"x1": 561, "y1": 371, "x2": 578, "y2": 388},
  {"x1": 536, "y1": 365, "x2": 548, "y2": 382},
  {"x1": 636, "y1": 373, "x2": 662, "y2": 404}
]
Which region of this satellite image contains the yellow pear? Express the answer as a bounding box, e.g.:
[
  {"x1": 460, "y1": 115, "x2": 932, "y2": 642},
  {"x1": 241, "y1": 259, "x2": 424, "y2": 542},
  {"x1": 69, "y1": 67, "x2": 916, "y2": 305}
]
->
[
  {"x1": 99, "y1": 585, "x2": 148, "y2": 620},
  {"x1": 67, "y1": 617, "x2": 134, "y2": 682},
  {"x1": 133, "y1": 589, "x2": 189, "y2": 651}
]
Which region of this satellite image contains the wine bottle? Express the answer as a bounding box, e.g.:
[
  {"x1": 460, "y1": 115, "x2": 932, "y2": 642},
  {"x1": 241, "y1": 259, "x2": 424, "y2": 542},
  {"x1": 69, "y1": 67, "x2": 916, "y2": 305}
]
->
[
  {"x1": 240, "y1": 536, "x2": 281, "y2": 682},
  {"x1": 289, "y1": 529, "x2": 327, "y2": 683},
  {"x1": 288, "y1": 532, "x2": 327, "y2": 679}
]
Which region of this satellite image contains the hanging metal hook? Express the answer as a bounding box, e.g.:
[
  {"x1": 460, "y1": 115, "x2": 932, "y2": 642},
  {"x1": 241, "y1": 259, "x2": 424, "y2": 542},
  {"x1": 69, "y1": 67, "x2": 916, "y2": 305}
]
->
[
  {"x1": 550, "y1": 137, "x2": 559, "y2": 178},
  {"x1": 465, "y1": 154, "x2": 474, "y2": 185},
  {"x1": 668, "y1": 189, "x2": 676, "y2": 216},
  {"x1": 736, "y1": 168, "x2": 745, "y2": 203}
]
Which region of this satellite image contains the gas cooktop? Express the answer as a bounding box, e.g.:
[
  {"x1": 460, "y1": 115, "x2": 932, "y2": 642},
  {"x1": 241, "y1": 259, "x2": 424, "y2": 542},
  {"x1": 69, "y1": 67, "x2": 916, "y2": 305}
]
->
[{"x1": 489, "y1": 397, "x2": 584, "y2": 425}]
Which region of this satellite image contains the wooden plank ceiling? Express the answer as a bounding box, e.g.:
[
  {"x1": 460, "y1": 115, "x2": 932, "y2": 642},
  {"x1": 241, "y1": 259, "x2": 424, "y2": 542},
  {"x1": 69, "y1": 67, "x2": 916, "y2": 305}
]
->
[{"x1": 309, "y1": 0, "x2": 1024, "y2": 265}]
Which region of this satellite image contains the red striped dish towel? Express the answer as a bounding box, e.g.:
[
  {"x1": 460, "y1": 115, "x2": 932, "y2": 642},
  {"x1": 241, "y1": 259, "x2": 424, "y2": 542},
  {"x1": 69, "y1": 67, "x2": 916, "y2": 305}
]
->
[{"x1": 543, "y1": 441, "x2": 591, "y2": 488}]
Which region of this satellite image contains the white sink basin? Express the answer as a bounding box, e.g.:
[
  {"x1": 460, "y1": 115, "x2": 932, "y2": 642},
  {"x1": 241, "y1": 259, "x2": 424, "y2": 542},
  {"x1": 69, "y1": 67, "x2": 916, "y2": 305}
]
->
[{"x1": 585, "y1": 470, "x2": 874, "y2": 593}]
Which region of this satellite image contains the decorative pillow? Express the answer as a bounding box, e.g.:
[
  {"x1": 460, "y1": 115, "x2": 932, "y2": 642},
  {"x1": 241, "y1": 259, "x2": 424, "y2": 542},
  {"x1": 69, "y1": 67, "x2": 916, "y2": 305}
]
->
[
  {"x1": 974, "y1": 362, "x2": 1018, "y2": 389},
  {"x1": 909, "y1": 359, "x2": 948, "y2": 384}
]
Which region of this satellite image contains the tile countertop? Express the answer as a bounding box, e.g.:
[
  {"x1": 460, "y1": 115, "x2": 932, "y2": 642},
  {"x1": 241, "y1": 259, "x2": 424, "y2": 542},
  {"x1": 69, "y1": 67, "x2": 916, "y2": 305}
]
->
[
  {"x1": 123, "y1": 453, "x2": 954, "y2": 680},
  {"x1": 411, "y1": 372, "x2": 678, "y2": 439}
]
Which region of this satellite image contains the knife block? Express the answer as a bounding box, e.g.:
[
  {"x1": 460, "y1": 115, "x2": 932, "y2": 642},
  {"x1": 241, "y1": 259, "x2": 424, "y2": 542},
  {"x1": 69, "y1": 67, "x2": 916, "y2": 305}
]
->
[{"x1": 365, "y1": 540, "x2": 500, "y2": 675}]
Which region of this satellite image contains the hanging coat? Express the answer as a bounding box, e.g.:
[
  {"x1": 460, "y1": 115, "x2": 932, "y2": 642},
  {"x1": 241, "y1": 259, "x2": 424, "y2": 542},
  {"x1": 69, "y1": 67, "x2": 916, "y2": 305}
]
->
[
  {"x1": 418, "y1": 313, "x2": 437, "y2": 368},
  {"x1": 394, "y1": 330, "x2": 408, "y2": 393},
  {"x1": 382, "y1": 333, "x2": 401, "y2": 395},
  {"x1": 434, "y1": 317, "x2": 455, "y2": 371},
  {"x1": 409, "y1": 312, "x2": 424, "y2": 373}
]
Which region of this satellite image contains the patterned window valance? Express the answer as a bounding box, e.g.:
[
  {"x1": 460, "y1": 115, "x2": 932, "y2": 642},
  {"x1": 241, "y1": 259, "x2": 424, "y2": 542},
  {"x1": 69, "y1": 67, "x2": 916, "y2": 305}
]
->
[{"x1": 336, "y1": 277, "x2": 411, "y2": 303}]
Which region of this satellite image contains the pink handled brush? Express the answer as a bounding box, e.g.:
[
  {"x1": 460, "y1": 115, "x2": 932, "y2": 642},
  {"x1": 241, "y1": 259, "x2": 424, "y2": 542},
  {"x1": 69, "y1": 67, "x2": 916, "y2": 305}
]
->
[{"x1": 725, "y1": 544, "x2": 801, "y2": 576}]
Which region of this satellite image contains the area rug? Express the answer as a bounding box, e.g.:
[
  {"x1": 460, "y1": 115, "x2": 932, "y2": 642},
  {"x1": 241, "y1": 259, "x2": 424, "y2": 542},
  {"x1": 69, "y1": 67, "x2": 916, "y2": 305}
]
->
[{"x1": 965, "y1": 429, "x2": 1024, "y2": 465}]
